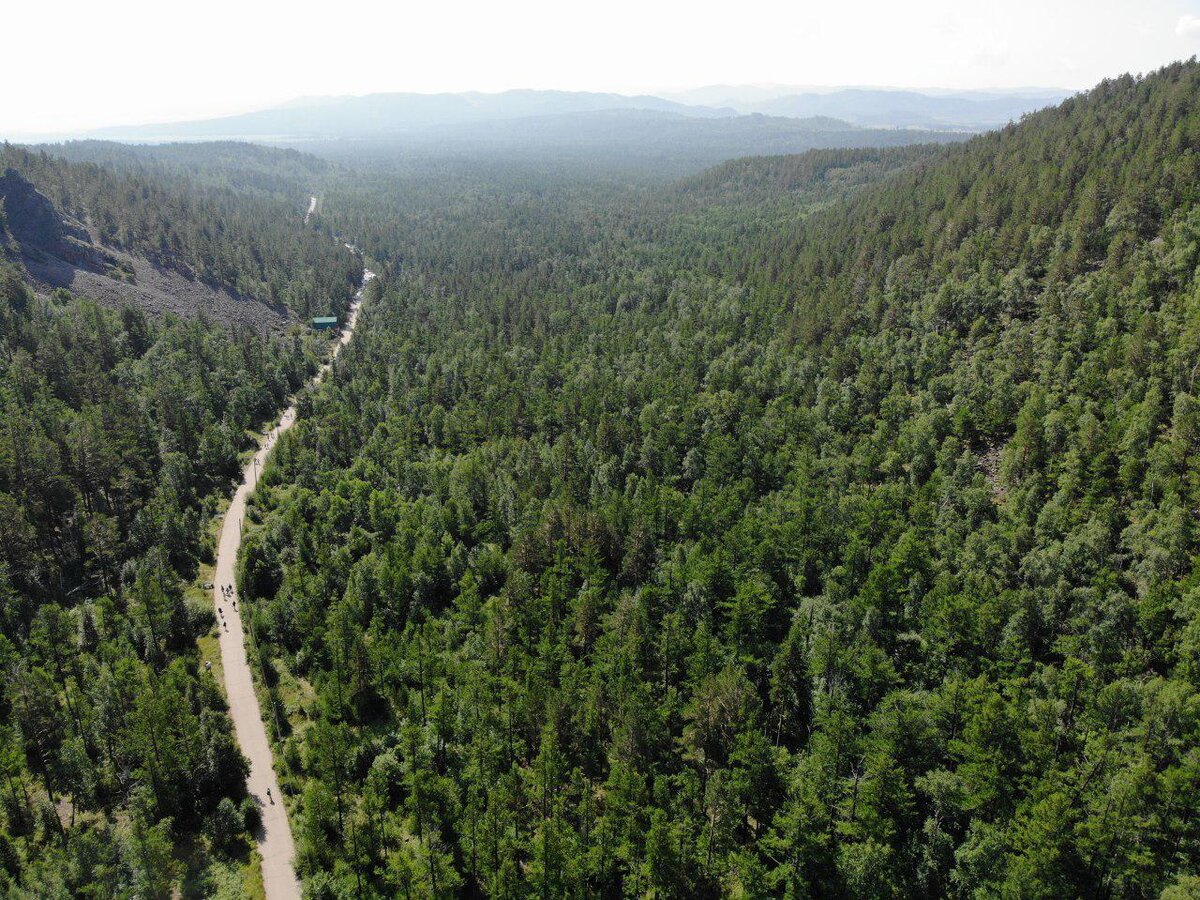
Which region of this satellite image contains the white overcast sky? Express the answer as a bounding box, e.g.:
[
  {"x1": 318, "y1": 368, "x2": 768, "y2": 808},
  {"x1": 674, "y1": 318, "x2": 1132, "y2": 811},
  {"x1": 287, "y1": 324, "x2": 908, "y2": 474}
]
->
[{"x1": 5, "y1": 0, "x2": 1200, "y2": 135}]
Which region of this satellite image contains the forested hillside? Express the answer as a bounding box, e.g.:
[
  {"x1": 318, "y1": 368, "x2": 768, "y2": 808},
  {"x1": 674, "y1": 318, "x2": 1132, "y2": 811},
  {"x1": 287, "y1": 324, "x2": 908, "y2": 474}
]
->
[
  {"x1": 43, "y1": 140, "x2": 334, "y2": 196},
  {"x1": 2, "y1": 143, "x2": 359, "y2": 318},
  {"x1": 308, "y1": 144, "x2": 942, "y2": 294},
  {"x1": 236, "y1": 60, "x2": 1200, "y2": 898}
]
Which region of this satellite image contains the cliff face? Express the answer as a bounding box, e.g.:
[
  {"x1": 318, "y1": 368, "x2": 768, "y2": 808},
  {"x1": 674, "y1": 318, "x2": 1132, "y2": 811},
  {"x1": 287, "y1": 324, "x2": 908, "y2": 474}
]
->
[
  {"x1": 0, "y1": 168, "x2": 108, "y2": 270},
  {"x1": 1, "y1": 168, "x2": 65, "y2": 244},
  {"x1": 0, "y1": 167, "x2": 289, "y2": 329}
]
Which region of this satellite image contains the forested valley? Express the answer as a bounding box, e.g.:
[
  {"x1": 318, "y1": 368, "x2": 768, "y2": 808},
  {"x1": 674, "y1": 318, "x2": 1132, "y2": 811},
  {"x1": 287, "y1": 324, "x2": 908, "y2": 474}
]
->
[
  {"x1": 6, "y1": 58, "x2": 1200, "y2": 900},
  {"x1": 229, "y1": 61, "x2": 1200, "y2": 898},
  {"x1": 0, "y1": 146, "x2": 359, "y2": 895}
]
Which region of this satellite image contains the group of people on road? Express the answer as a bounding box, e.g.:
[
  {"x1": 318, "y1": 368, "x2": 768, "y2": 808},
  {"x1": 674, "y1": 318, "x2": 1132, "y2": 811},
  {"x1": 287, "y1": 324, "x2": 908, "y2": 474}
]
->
[
  {"x1": 204, "y1": 582, "x2": 274, "y2": 807},
  {"x1": 212, "y1": 585, "x2": 237, "y2": 635},
  {"x1": 205, "y1": 583, "x2": 241, "y2": 664}
]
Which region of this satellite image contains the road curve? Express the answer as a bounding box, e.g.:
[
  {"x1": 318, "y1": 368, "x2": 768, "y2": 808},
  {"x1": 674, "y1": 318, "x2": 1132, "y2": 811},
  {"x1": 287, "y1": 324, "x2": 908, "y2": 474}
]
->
[{"x1": 212, "y1": 267, "x2": 374, "y2": 898}]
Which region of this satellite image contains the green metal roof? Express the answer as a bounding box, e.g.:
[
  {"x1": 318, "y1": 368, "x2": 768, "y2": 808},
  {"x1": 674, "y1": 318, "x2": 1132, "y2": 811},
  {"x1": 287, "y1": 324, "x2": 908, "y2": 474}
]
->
[{"x1": 312, "y1": 316, "x2": 339, "y2": 326}]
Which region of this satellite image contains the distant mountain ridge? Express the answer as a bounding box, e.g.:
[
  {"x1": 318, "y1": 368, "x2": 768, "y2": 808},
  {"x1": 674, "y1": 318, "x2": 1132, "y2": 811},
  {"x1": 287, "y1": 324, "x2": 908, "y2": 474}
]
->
[
  {"x1": 67, "y1": 93, "x2": 974, "y2": 177},
  {"x1": 751, "y1": 88, "x2": 1071, "y2": 130},
  {"x1": 90, "y1": 90, "x2": 737, "y2": 141},
  {"x1": 663, "y1": 85, "x2": 1072, "y2": 129},
  {"x1": 74, "y1": 85, "x2": 1071, "y2": 144}
]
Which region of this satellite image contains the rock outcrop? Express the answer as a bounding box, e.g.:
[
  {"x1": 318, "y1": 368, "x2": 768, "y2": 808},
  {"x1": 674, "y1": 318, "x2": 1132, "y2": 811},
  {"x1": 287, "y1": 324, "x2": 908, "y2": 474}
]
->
[
  {"x1": 0, "y1": 168, "x2": 290, "y2": 331},
  {"x1": 0, "y1": 168, "x2": 109, "y2": 270}
]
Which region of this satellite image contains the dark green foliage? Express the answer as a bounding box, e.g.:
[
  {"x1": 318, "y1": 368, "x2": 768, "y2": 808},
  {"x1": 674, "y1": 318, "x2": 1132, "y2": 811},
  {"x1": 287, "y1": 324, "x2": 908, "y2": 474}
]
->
[{"x1": 239, "y1": 61, "x2": 1200, "y2": 897}]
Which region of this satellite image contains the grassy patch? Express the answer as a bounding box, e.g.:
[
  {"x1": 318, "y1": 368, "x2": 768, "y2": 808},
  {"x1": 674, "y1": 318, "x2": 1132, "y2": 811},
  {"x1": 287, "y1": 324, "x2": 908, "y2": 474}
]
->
[{"x1": 197, "y1": 633, "x2": 226, "y2": 690}]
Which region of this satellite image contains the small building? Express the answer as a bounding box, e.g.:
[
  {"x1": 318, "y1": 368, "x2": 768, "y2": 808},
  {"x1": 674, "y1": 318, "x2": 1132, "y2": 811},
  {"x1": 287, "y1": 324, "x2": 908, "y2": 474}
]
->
[{"x1": 312, "y1": 316, "x2": 339, "y2": 331}]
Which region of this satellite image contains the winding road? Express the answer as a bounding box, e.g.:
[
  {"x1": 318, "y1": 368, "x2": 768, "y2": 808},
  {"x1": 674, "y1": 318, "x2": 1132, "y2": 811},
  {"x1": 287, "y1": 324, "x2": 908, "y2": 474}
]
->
[{"x1": 212, "y1": 266, "x2": 373, "y2": 898}]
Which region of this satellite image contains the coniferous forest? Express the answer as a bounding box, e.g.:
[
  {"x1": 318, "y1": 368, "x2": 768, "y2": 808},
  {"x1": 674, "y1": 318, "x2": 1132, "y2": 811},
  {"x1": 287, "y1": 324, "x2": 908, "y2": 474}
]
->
[
  {"x1": 7, "y1": 58, "x2": 1200, "y2": 899},
  {"x1": 231, "y1": 62, "x2": 1200, "y2": 897}
]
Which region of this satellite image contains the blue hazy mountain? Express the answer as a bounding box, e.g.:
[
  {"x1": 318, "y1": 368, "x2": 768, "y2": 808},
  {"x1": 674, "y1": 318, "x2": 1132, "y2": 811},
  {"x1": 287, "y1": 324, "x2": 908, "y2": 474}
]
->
[
  {"x1": 663, "y1": 85, "x2": 1072, "y2": 130},
  {"x1": 75, "y1": 91, "x2": 970, "y2": 174},
  {"x1": 89, "y1": 90, "x2": 737, "y2": 141},
  {"x1": 84, "y1": 86, "x2": 1069, "y2": 143}
]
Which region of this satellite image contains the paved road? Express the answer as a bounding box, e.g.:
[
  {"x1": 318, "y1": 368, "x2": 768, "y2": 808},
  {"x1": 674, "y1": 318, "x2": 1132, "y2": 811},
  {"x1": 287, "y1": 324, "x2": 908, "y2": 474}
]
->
[{"x1": 212, "y1": 268, "x2": 373, "y2": 899}]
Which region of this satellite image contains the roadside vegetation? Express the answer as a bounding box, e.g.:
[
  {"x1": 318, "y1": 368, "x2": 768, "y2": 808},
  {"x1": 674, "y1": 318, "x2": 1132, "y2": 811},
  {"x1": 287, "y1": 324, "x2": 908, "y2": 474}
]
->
[{"x1": 0, "y1": 143, "x2": 352, "y2": 896}]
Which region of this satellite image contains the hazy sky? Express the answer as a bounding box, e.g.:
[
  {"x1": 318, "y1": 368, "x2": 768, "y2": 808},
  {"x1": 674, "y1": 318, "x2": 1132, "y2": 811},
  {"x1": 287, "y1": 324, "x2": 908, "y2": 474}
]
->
[{"x1": 5, "y1": 0, "x2": 1200, "y2": 135}]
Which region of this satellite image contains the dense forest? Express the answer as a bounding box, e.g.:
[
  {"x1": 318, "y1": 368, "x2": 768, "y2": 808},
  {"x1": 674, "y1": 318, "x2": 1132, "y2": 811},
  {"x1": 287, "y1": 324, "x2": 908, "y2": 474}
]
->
[
  {"x1": 224, "y1": 60, "x2": 1200, "y2": 898},
  {"x1": 0, "y1": 143, "x2": 360, "y2": 895}
]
